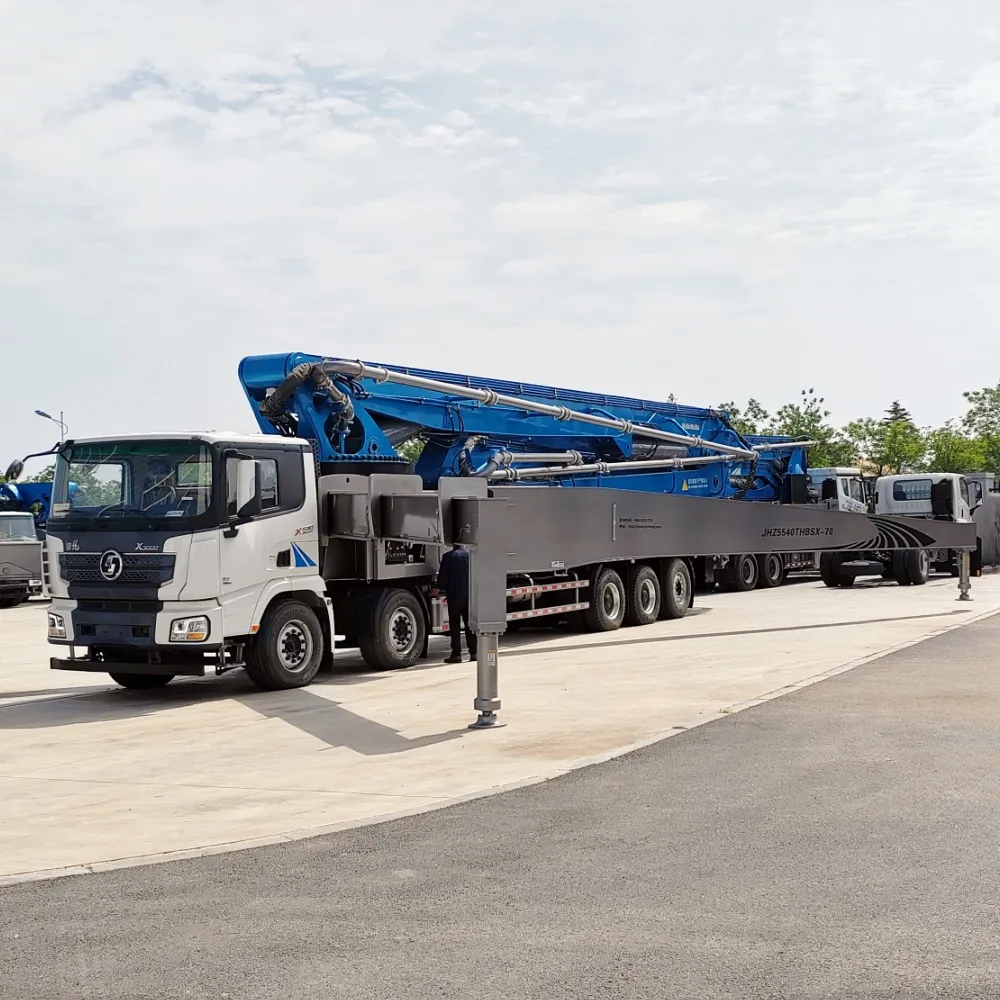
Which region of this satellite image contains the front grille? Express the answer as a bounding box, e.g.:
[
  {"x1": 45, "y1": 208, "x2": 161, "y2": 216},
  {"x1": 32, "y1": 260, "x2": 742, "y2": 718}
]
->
[
  {"x1": 59, "y1": 552, "x2": 175, "y2": 585},
  {"x1": 75, "y1": 598, "x2": 162, "y2": 614}
]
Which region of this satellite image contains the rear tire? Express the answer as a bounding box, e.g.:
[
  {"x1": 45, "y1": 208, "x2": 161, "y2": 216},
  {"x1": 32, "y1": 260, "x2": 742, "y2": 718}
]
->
[
  {"x1": 358, "y1": 588, "x2": 426, "y2": 670},
  {"x1": 109, "y1": 672, "x2": 174, "y2": 689},
  {"x1": 0, "y1": 595, "x2": 27, "y2": 609},
  {"x1": 756, "y1": 554, "x2": 784, "y2": 589},
  {"x1": 904, "y1": 549, "x2": 929, "y2": 586},
  {"x1": 625, "y1": 564, "x2": 660, "y2": 626},
  {"x1": 584, "y1": 567, "x2": 626, "y2": 632},
  {"x1": 245, "y1": 600, "x2": 324, "y2": 689},
  {"x1": 892, "y1": 552, "x2": 912, "y2": 586},
  {"x1": 724, "y1": 554, "x2": 758, "y2": 592},
  {"x1": 660, "y1": 558, "x2": 692, "y2": 620}
]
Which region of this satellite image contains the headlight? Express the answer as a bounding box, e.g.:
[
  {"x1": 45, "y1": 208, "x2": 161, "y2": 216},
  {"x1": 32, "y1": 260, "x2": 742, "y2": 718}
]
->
[
  {"x1": 170, "y1": 616, "x2": 209, "y2": 642},
  {"x1": 47, "y1": 613, "x2": 66, "y2": 639}
]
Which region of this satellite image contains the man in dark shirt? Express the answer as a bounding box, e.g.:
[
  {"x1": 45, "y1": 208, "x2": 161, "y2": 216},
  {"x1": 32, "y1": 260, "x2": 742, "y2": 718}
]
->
[{"x1": 436, "y1": 542, "x2": 477, "y2": 663}]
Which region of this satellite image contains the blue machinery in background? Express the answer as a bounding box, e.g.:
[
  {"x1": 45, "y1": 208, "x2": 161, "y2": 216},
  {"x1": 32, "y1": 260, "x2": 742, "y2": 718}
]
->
[
  {"x1": 0, "y1": 480, "x2": 57, "y2": 527},
  {"x1": 238, "y1": 352, "x2": 814, "y2": 503}
]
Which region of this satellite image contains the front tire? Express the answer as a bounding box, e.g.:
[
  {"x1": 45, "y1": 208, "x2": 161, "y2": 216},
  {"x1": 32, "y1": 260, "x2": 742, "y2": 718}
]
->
[
  {"x1": 109, "y1": 672, "x2": 174, "y2": 689},
  {"x1": 245, "y1": 600, "x2": 324, "y2": 689},
  {"x1": 359, "y1": 588, "x2": 426, "y2": 670},
  {"x1": 584, "y1": 567, "x2": 626, "y2": 632}
]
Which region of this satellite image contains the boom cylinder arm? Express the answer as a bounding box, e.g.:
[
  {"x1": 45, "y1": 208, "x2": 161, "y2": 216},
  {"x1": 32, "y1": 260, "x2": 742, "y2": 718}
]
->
[{"x1": 237, "y1": 352, "x2": 813, "y2": 501}]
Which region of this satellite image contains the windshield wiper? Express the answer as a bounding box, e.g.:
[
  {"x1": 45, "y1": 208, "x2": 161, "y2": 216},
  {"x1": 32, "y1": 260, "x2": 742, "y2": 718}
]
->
[{"x1": 96, "y1": 503, "x2": 151, "y2": 519}]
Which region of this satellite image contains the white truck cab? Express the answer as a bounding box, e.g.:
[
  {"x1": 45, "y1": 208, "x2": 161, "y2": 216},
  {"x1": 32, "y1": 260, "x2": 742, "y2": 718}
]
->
[
  {"x1": 808, "y1": 467, "x2": 873, "y2": 514},
  {"x1": 875, "y1": 472, "x2": 983, "y2": 521},
  {"x1": 43, "y1": 432, "x2": 334, "y2": 690},
  {"x1": 873, "y1": 472, "x2": 983, "y2": 577}
]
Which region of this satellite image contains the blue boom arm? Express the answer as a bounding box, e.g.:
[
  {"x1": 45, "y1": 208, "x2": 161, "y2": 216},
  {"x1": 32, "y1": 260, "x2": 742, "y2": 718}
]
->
[{"x1": 238, "y1": 353, "x2": 811, "y2": 502}]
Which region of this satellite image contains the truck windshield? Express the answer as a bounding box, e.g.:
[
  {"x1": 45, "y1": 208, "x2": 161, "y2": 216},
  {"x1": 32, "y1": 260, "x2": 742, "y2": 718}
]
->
[
  {"x1": 0, "y1": 515, "x2": 37, "y2": 541},
  {"x1": 49, "y1": 441, "x2": 214, "y2": 525}
]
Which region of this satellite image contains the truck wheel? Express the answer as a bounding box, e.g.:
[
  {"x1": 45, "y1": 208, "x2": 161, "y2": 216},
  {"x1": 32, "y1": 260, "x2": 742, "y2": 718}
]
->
[
  {"x1": 0, "y1": 596, "x2": 26, "y2": 609},
  {"x1": 660, "y1": 558, "x2": 692, "y2": 620},
  {"x1": 819, "y1": 552, "x2": 842, "y2": 588},
  {"x1": 359, "y1": 588, "x2": 426, "y2": 670},
  {"x1": 892, "y1": 552, "x2": 912, "y2": 586},
  {"x1": 108, "y1": 673, "x2": 175, "y2": 689},
  {"x1": 624, "y1": 564, "x2": 660, "y2": 626},
  {"x1": 904, "y1": 548, "x2": 929, "y2": 585},
  {"x1": 584, "y1": 567, "x2": 626, "y2": 632},
  {"x1": 724, "y1": 554, "x2": 758, "y2": 592},
  {"x1": 245, "y1": 600, "x2": 324, "y2": 689},
  {"x1": 756, "y1": 554, "x2": 784, "y2": 589}
]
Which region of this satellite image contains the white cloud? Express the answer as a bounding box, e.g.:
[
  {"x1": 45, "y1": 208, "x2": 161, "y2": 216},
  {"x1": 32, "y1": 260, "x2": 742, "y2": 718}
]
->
[{"x1": 2, "y1": 1, "x2": 1000, "y2": 464}]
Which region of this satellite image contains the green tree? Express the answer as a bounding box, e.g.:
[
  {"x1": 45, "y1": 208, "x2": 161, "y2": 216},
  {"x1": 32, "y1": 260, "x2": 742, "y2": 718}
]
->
[
  {"x1": 768, "y1": 389, "x2": 856, "y2": 467},
  {"x1": 27, "y1": 464, "x2": 55, "y2": 483},
  {"x1": 716, "y1": 398, "x2": 771, "y2": 437},
  {"x1": 921, "y1": 421, "x2": 985, "y2": 473},
  {"x1": 961, "y1": 381, "x2": 1000, "y2": 473},
  {"x1": 883, "y1": 400, "x2": 914, "y2": 425},
  {"x1": 846, "y1": 417, "x2": 925, "y2": 475}
]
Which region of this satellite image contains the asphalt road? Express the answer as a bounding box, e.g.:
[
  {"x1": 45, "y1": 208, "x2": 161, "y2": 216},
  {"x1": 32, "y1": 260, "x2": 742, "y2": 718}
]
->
[{"x1": 3, "y1": 615, "x2": 1000, "y2": 999}]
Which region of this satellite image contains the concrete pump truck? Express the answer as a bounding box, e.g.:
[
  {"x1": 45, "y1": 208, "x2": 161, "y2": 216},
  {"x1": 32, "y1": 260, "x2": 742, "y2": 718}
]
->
[{"x1": 38, "y1": 352, "x2": 977, "y2": 691}]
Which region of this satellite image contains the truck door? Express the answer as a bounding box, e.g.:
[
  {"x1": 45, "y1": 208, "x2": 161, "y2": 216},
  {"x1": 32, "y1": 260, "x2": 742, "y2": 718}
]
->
[
  {"x1": 930, "y1": 480, "x2": 954, "y2": 519},
  {"x1": 957, "y1": 477, "x2": 971, "y2": 520},
  {"x1": 219, "y1": 447, "x2": 314, "y2": 635}
]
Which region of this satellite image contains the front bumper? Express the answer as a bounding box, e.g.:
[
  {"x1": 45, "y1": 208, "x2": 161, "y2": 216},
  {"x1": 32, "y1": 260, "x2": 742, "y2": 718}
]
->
[
  {"x1": 47, "y1": 599, "x2": 224, "y2": 646},
  {"x1": 50, "y1": 653, "x2": 208, "y2": 677}
]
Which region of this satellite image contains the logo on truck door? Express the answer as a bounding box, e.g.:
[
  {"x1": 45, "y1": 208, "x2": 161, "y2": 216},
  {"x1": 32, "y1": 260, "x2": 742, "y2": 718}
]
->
[
  {"x1": 289, "y1": 542, "x2": 316, "y2": 568},
  {"x1": 99, "y1": 550, "x2": 124, "y2": 581}
]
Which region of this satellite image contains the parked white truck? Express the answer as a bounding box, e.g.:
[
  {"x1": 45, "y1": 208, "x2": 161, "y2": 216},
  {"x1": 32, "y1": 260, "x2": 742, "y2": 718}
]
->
[
  {"x1": 0, "y1": 511, "x2": 43, "y2": 608},
  {"x1": 819, "y1": 472, "x2": 983, "y2": 587}
]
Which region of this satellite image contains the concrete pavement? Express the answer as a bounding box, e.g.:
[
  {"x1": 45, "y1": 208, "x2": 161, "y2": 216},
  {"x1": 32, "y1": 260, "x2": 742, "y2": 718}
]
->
[
  {"x1": 1, "y1": 605, "x2": 998, "y2": 998},
  {"x1": 1, "y1": 574, "x2": 998, "y2": 881}
]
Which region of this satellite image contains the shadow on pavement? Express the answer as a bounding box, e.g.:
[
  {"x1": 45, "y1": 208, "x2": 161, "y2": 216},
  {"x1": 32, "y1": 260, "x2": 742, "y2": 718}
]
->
[{"x1": 0, "y1": 671, "x2": 468, "y2": 756}]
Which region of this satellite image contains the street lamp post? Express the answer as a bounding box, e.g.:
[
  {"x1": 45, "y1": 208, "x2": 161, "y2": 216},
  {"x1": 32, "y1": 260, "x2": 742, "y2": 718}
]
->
[{"x1": 35, "y1": 409, "x2": 68, "y2": 443}]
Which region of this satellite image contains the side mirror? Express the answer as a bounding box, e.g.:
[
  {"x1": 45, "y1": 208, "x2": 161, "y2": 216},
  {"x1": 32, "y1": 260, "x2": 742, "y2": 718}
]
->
[
  {"x1": 972, "y1": 481, "x2": 984, "y2": 510},
  {"x1": 3, "y1": 459, "x2": 24, "y2": 483},
  {"x1": 820, "y1": 478, "x2": 838, "y2": 501},
  {"x1": 235, "y1": 459, "x2": 262, "y2": 520}
]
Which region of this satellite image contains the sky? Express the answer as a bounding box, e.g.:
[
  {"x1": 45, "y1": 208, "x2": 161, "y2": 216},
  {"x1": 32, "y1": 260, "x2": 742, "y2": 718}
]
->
[{"x1": 2, "y1": 0, "x2": 1000, "y2": 467}]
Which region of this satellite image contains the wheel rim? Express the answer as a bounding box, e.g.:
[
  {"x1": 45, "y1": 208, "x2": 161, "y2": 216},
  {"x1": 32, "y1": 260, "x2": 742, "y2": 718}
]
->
[
  {"x1": 638, "y1": 578, "x2": 657, "y2": 616},
  {"x1": 767, "y1": 555, "x2": 781, "y2": 581},
  {"x1": 603, "y1": 581, "x2": 622, "y2": 620},
  {"x1": 741, "y1": 558, "x2": 756, "y2": 585},
  {"x1": 672, "y1": 569, "x2": 688, "y2": 604},
  {"x1": 276, "y1": 620, "x2": 314, "y2": 674},
  {"x1": 388, "y1": 607, "x2": 418, "y2": 656},
  {"x1": 919, "y1": 550, "x2": 928, "y2": 575}
]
